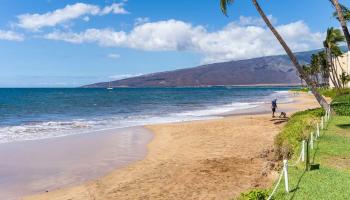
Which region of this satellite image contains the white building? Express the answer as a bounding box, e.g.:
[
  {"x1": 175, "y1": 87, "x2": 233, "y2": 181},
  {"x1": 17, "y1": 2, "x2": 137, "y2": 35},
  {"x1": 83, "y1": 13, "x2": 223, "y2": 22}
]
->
[{"x1": 330, "y1": 51, "x2": 350, "y2": 88}]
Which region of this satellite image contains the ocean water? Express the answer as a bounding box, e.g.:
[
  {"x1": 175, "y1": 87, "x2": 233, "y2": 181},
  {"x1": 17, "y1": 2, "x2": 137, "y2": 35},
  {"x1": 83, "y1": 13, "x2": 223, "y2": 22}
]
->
[{"x1": 0, "y1": 87, "x2": 294, "y2": 143}]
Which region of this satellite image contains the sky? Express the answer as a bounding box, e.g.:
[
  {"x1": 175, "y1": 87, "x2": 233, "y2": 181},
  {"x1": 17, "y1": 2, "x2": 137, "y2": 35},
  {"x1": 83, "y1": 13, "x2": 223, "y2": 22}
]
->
[{"x1": 0, "y1": 0, "x2": 348, "y2": 87}]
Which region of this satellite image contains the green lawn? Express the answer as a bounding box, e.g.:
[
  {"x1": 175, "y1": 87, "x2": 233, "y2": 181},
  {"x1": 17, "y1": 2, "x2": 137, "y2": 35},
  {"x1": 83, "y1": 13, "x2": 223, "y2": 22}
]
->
[
  {"x1": 236, "y1": 93, "x2": 350, "y2": 200},
  {"x1": 273, "y1": 116, "x2": 350, "y2": 200}
]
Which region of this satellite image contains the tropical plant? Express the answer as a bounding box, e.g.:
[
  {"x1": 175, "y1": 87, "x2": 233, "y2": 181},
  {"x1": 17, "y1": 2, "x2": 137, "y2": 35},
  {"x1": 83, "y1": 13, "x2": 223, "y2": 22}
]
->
[
  {"x1": 340, "y1": 71, "x2": 350, "y2": 87},
  {"x1": 330, "y1": 0, "x2": 350, "y2": 50},
  {"x1": 333, "y1": 3, "x2": 350, "y2": 21},
  {"x1": 220, "y1": 0, "x2": 330, "y2": 111},
  {"x1": 323, "y1": 27, "x2": 346, "y2": 89}
]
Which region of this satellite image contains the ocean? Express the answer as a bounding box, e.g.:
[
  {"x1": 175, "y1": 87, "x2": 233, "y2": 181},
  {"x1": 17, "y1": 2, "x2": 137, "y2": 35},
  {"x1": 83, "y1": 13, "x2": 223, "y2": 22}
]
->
[{"x1": 0, "y1": 87, "x2": 294, "y2": 143}]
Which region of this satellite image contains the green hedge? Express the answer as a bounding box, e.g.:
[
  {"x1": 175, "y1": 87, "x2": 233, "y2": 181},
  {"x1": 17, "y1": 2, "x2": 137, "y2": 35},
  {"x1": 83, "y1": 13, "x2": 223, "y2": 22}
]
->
[{"x1": 331, "y1": 94, "x2": 350, "y2": 116}]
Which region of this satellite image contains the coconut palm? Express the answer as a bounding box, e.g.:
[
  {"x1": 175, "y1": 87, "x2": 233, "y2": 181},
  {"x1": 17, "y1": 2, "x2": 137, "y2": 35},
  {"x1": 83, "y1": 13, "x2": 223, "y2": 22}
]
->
[
  {"x1": 324, "y1": 27, "x2": 345, "y2": 89},
  {"x1": 330, "y1": 0, "x2": 350, "y2": 50},
  {"x1": 220, "y1": 0, "x2": 330, "y2": 110},
  {"x1": 310, "y1": 54, "x2": 321, "y2": 85},
  {"x1": 340, "y1": 71, "x2": 350, "y2": 87},
  {"x1": 333, "y1": 3, "x2": 350, "y2": 21}
]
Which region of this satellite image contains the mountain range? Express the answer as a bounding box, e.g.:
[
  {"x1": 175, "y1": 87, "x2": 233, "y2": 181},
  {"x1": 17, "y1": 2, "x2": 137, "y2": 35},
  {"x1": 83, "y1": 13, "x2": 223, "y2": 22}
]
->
[{"x1": 83, "y1": 50, "x2": 319, "y2": 88}]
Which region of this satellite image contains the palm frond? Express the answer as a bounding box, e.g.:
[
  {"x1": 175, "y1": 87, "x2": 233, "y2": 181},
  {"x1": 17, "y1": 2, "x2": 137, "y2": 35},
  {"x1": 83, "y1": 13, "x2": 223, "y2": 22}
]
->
[
  {"x1": 220, "y1": 0, "x2": 234, "y2": 16},
  {"x1": 332, "y1": 3, "x2": 350, "y2": 21}
]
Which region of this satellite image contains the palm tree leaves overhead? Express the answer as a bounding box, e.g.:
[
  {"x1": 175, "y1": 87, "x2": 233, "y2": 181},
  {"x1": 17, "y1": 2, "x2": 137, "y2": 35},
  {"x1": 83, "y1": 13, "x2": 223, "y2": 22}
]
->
[
  {"x1": 332, "y1": 3, "x2": 350, "y2": 21},
  {"x1": 220, "y1": 0, "x2": 234, "y2": 16},
  {"x1": 324, "y1": 27, "x2": 345, "y2": 56}
]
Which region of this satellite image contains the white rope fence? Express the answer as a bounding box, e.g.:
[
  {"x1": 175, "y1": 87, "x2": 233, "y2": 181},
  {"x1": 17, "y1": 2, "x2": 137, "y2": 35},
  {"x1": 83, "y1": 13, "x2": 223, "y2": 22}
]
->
[
  {"x1": 266, "y1": 106, "x2": 332, "y2": 199},
  {"x1": 267, "y1": 160, "x2": 288, "y2": 200}
]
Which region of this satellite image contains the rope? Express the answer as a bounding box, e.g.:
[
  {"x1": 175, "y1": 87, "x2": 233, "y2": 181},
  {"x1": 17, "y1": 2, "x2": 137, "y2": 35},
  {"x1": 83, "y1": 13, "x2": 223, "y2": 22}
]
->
[
  {"x1": 289, "y1": 149, "x2": 302, "y2": 167},
  {"x1": 267, "y1": 168, "x2": 284, "y2": 200}
]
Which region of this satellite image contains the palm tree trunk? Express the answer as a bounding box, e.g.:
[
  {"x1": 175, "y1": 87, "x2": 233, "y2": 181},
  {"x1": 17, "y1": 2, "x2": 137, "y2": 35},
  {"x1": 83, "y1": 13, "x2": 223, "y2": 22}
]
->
[
  {"x1": 331, "y1": 0, "x2": 350, "y2": 50},
  {"x1": 325, "y1": 47, "x2": 341, "y2": 89},
  {"x1": 251, "y1": 0, "x2": 330, "y2": 111}
]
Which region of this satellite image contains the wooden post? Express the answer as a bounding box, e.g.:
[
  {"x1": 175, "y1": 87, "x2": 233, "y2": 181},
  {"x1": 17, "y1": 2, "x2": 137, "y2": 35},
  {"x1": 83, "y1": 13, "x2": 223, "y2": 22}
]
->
[{"x1": 317, "y1": 123, "x2": 320, "y2": 137}]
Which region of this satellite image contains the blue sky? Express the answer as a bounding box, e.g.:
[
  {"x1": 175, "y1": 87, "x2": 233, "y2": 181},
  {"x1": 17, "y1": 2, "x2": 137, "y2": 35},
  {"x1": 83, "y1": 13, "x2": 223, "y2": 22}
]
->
[{"x1": 0, "y1": 0, "x2": 348, "y2": 87}]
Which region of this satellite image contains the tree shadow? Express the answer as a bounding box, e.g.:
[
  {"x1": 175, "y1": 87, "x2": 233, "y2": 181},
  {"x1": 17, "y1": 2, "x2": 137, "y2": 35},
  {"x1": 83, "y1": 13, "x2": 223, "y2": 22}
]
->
[
  {"x1": 289, "y1": 170, "x2": 307, "y2": 200},
  {"x1": 337, "y1": 124, "x2": 350, "y2": 130},
  {"x1": 270, "y1": 118, "x2": 289, "y2": 125}
]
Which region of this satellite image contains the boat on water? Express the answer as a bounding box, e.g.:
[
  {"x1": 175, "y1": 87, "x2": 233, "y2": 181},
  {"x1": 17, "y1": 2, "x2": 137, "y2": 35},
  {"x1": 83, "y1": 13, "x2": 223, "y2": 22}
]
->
[{"x1": 107, "y1": 81, "x2": 113, "y2": 90}]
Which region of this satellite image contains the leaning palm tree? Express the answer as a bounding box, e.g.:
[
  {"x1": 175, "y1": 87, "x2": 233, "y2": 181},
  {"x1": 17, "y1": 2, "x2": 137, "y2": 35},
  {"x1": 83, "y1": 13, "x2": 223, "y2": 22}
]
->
[
  {"x1": 330, "y1": 0, "x2": 350, "y2": 50},
  {"x1": 220, "y1": 0, "x2": 330, "y2": 110},
  {"x1": 333, "y1": 3, "x2": 350, "y2": 21}
]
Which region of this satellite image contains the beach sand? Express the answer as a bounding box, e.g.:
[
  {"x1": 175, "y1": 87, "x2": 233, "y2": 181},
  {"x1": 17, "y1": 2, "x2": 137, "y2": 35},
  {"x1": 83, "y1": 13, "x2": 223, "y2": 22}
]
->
[{"x1": 24, "y1": 92, "x2": 321, "y2": 200}]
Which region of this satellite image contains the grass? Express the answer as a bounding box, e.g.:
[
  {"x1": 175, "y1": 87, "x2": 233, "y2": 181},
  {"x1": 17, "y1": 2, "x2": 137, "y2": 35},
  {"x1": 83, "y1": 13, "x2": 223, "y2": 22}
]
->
[
  {"x1": 272, "y1": 116, "x2": 350, "y2": 199},
  {"x1": 235, "y1": 91, "x2": 350, "y2": 200},
  {"x1": 289, "y1": 87, "x2": 350, "y2": 99},
  {"x1": 290, "y1": 87, "x2": 309, "y2": 93}
]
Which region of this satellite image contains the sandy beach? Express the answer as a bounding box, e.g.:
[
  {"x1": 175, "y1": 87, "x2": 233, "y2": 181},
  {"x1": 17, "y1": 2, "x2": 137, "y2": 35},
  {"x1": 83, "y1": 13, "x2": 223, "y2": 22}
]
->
[{"x1": 22, "y1": 92, "x2": 321, "y2": 200}]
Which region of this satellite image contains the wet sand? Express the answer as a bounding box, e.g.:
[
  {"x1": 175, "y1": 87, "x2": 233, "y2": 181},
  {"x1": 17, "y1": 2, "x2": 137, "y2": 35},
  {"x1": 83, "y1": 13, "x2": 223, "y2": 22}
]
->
[
  {"x1": 0, "y1": 127, "x2": 153, "y2": 200},
  {"x1": 24, "y1": 92, "x2": 322, "y2": 200}
]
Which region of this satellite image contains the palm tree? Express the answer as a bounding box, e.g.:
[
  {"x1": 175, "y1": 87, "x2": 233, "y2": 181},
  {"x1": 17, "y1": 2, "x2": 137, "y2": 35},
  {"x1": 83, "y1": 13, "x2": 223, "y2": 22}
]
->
[
  {"x1": 324, "y1": 28, "x2": 345, "y2": 89},
  {"x1": 340, "y1": 71, "x2": 350, "y2": 87},
  {"x1": 317, "y1": 51, "x2": 330, "y2": 87},
  {"x1": 310, "y1": 54, "x2": 321, "y2": 85},
  {"x1": 220, "y1": 0, "x2": 330, "y2": 110},
  {"x1": 333, "y1": 3, "x2": 350, "y2": 21},
  {"x1": 330, "y1": 0, "x2": 350, "y2": 50}
]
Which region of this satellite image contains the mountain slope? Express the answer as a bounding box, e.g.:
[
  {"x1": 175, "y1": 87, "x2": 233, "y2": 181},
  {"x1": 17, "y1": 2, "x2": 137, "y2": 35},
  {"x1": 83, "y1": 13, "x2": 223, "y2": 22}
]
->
[{"x1": 84, "y1": 50, "x2": 317, "y2": 88}]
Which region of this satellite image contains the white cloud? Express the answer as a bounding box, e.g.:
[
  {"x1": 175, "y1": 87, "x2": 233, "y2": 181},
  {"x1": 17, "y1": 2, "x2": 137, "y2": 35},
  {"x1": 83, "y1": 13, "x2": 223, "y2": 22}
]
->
[
  {"x1": 17, "y1": 2, "x2": 128, "y2": 31},
  {"x1": 134, "y1": 17, "x2": 150, "y2": 26},
  {"x1": 100, "y1": 3, "x2": 128, "y2": 15},
  {"x1": 107, "y1": 53, "x2": 121, "y2": 59},
  {"x1": 109, "y1": 73, "x2": 143, "y2": 80},
  {"x1": 238, "y1": 15, "x2": 277, "y2": 26},
  {"x1": 0, "y1": 30, "x2": 24, "y2": 41},
  {"x1": 43, "y1": 17, "x2": 324, "y2": 63}
]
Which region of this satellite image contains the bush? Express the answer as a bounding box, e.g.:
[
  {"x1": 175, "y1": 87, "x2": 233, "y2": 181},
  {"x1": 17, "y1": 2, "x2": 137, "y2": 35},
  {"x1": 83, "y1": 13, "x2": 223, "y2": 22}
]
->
[
  {"x1": 290, "y1": 87, "x2": 309, "y2": 92},
  {"x1": 274, "y1": 108, "x2": 324, "y2": 160},
  {"x1": 236, "y1": 189, "x2": 271, "y2": 200},
  {"x1": 332, "y1": 94, "x2": 350, "y2": 116},
  {"x1": 318, "y1": 88, "x2": 350, "y2": 99}
]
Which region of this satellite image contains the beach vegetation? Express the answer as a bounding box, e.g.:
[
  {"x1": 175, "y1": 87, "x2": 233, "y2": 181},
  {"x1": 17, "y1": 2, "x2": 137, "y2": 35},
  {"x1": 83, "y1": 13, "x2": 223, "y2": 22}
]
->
[
  {"x1": 331, "y1": 93, "x2": 350, "y2": 116},
  {"x1": 273, "y1": 116, "x2": 350, "y2": 199},
  {"x1": 235, "y1": 188, "x2": 271, "y2": 200},
  {"x1": 330, "y1": 0, "x2": 350, "y2": 50},
  {"x1": 274, "y1": 108, "x2": 324, "y2": 159}
]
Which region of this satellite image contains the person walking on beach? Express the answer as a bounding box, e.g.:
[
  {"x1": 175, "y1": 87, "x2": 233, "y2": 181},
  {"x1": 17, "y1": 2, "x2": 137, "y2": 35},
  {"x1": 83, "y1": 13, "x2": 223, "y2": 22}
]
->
[{"x1": 271, "y1": 99, "x2": 277, "y2": 118}]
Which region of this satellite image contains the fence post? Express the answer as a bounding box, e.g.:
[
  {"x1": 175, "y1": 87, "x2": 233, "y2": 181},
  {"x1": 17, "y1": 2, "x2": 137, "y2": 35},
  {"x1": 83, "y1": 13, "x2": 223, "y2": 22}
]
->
[
  {"x1": 301, "y1": 140, "x2": 305, "y2": 162},
  {"x1": 283, "y1": 160, "x2": 289, "y2": 193},
  {"x1": 321, "y1": 116, "x2": 324, "y2": 130},
  {"x1": 317, "y1": 123, "x2": 320, "y2": 137},
  {"x1": 310, "y1": 132, "x2": 314, "y2": 149}
]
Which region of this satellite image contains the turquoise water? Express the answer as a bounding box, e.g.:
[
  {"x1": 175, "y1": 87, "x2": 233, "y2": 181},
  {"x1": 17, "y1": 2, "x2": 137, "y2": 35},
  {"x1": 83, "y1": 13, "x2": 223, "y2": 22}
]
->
[{"x1": 0, "y1": 87, "x2": 294, "y2": 143}]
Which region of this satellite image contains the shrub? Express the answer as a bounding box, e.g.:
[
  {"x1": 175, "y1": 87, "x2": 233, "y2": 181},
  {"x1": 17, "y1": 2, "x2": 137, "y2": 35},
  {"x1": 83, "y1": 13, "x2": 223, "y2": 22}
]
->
[
  {"x1": 274, "y1": 108, "x2": 324, "y2": 160},
  {"x1": 332, "y1": 94, "x2": 350, "y2": 116},
  {"x1": 236, "y1": 189, "x2": 271, "y2": 200}
]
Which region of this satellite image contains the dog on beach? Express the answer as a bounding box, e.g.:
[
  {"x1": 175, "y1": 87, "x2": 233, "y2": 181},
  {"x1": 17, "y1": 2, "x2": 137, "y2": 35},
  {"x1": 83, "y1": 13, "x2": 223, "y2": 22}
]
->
[{"x1": 279, "y1": 112, "x2": 287, "y2": 118}]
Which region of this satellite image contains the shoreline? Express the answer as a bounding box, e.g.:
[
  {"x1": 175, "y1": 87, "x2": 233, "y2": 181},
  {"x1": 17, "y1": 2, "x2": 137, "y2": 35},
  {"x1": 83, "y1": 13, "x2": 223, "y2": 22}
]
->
[
  {"x1": 23, "y1": 92, "x2": 322, "y2": 200},
  {"x1": 0, "y1": 127, "x2": 153, "y2": 200}
]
